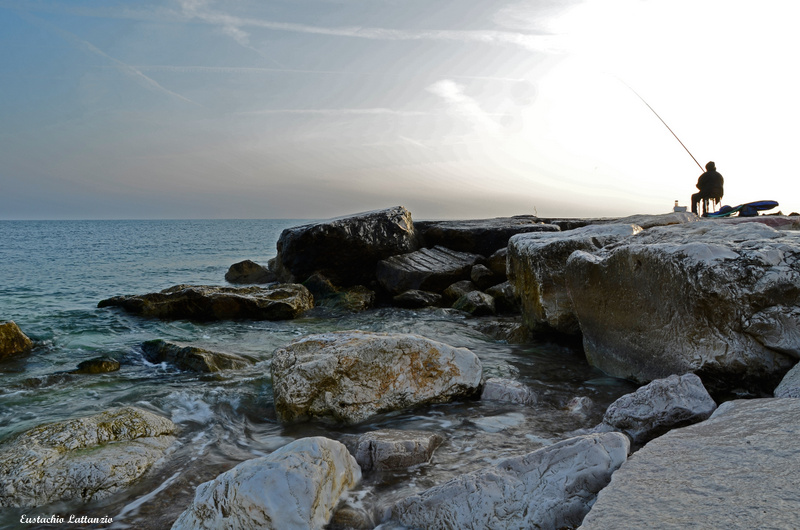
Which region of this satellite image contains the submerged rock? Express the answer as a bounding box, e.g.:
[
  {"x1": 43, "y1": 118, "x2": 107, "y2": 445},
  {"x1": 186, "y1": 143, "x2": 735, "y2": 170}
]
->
[
  {"x1": 392, "y1": 432, "x2": 629, "y2": 530},
  {"x1": 377, "y1": 246, "x2": 482, "y2": 295},
  {"x1": 225, "y1": 259, "x2": 276, "y2": 284},
  {"x1": 271, "y1": 331, "x2": 482, "y2": 425},
  {"x1": 73, "y1": 356, "x2": 120, "y2": 374},
  {"x1": 480, "y1": 377, "x2": 537, "y2": 405},
  {"x1": 140, "y1": 339, "x2": 254, "y2": 372},
  {"x1": 98, "y1": 284, "x2": 313, "y2": 321},
  {"x1": 272, "y1": 206, "x2": 418, "y2": 286},
  {"x1": 0, "y1": 407, "x2": 175, "y2": 507},
  {"x1": 580, "y1": 399, "x2": 800, "y2": 529},
  {"x1": 415, "y1": 216, "x2": 559, "y2": 256},
  {"x1": 351, "y1": 429, "x2": 444, "y2": 471},
  {"x1": 0, "y1": 321, "x2": 33, "y2": 360},
  {"x1": 171, "y1": 437, "x2": 360, "y2": 530}
]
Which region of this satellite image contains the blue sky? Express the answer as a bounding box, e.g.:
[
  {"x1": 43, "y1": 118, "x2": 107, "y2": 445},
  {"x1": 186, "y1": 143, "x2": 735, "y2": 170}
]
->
[{"x1": 1, "y1": 0, "x2": 798, "y2": 220}]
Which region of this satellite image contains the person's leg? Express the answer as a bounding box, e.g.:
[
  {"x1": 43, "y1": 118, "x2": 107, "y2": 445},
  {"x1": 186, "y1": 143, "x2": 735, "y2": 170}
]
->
[{"x1": 691, "y1": 192, "x2": 702, "y2": 214}]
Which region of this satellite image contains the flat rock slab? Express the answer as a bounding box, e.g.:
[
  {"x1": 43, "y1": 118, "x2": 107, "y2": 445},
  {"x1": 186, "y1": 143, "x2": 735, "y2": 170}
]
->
[
  {"x1": 415, "y1": 216, "x2": 560, "y2": 256},
  {"x1": 98, "y1": 283, "x2": 313, "y2": 321},
  {"x1": 0, "y1": 407, "x2": 175, "y2": 507},
  {"x1": 0, "y1": 321, "x2": 33, "y2": 360},
  {"x1": 377, "y1": 246, "x2": 482, "y2": 295},
  {"x1": 140, "y1": 339, "x2": 254, "y2": 372},
  {"x1": 351, "y1": 429, "x2": 444, "y2": 471},
  {"x1": 580, "y1": 398, "x2": 800, "y2": 530},
  {"x1": 271, "y1": 331, "x2": 482, "y2": 425}
]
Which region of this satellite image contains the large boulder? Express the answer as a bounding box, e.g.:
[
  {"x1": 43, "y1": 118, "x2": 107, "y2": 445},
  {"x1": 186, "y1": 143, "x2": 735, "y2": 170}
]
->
[
  {"x1": 140, "y1": 339, "x2": 254, "y2": 372},
  {"x1": 595, "y1": 373, "x2": 717, "y2": 445},
  {"x1": 350, "y1": 429, "x2": 444, "y2": 471},
  {"x1": 98, "y1": 284, "x2": 313, "y2": 321},
  {"x1": 272, "y1": 206, "x2": 418, "y2": 286},
  {"x1": 0, "y1": 407, "x2": 175, "y2": 507},
  {"x1": 565, "y1": 222, "x2": 800, "y2": 392},
  {"x1": 580, "y1": 399, "x2": 800, "y2": 529},
  {"x1": 225, "y1": 259, "x2": 276, "y2": 284},
  {"x1": 271, "y1": 331, "x2": 482, "y2": 425},
  {"x1": 171, "y1": 437, "x2": 360, "y2": 530},
  {"x1": 774, "y1": 362, "x2": 800, "y2": 397},
  {"x1": 376, "y1": 246, "x2": 482, "y2": 295},
  {"x1": 414, "y1": 216, "x2": 559, "y2": 256},
  {"x1": 392, "y1": 432, "x2": 629, "y2": 529},
  {"x1": 0, "y1": 321, "x2": 33, "y2": 360}
]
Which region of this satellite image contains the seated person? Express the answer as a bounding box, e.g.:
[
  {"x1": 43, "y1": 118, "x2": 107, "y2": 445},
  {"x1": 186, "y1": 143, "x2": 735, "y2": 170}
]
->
[{"x1": 691, "y1": 161, "x2": 724, "y2": 215}]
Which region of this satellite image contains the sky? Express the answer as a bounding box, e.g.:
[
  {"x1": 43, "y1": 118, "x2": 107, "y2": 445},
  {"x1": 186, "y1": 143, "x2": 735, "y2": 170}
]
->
[{"x1": 1, "y1": 0, "x2": 799, "y2": 220}]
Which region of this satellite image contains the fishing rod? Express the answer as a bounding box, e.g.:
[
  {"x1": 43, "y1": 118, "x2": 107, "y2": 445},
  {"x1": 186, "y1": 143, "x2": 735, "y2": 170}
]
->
[{"x1": 621, "y1": 81, "x2": 704, "y2": 172}]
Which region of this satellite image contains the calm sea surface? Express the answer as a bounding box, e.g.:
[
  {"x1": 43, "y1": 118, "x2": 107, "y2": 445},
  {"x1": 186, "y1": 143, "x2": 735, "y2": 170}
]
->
[{"x1": 0, "y1": 219, "x2": 635, "y2": 529}]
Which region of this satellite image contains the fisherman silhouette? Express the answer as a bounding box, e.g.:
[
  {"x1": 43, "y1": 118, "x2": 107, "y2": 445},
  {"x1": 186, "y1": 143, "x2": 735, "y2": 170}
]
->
[{"x1": 691, "y1": 161, "x2": 724, "y2": 215}]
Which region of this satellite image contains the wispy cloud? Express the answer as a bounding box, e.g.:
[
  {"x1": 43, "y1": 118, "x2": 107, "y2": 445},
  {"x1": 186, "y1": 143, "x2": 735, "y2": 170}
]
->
[
  {"x1": 427, "y1": 80, "x2": 502, "y2": 135},
  {"x1": 240, "y1": 108, "x2": 427, "y2": 117}
]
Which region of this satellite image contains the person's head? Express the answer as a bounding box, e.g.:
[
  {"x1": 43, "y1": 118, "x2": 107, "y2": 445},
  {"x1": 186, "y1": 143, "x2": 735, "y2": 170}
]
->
[{"x1": 706, "y1": 161, "x2": 716, "y2": 171}]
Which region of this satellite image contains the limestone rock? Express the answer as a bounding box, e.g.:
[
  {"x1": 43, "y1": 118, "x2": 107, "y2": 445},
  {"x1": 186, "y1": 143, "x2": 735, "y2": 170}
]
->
[
  {"x1": 484, "y1": 281, "x2": 520, "y2": 313},
  {"x1": 0, "y1": 321, "x2": 33, "y2": 360},
  {"x1": 597, "y1": 211, "x2": 699, "y2": 229},
  {"x1": 73, "y1": 356, "x2": 120, "y2": 374},
  {"x1": 392, "y1": 432, "x2": 629, "y2": 530},
  {"x1": 596, "y1": 373, "x2": 717, "y2": 445},
  {"x1": 304, "y1": 274, "x2": 375, "y2": 312},
  {"x1": 98, "y1": 283, "x2": 313, "y2": 321},
  {"x1": 352, "y1": 429, "x2": 444, "y2": 471},
  {"x1": 0, "y1": 407, "x2": 175, "y2": 507},
  {"x1": 580, "y1": 399, "x2": 800, "y2": 530},
  {"x1": 480, "y1": 377, "x2": 537, "y2": 405},
  {"x1": 171, "y1": 437, "x2": 360, "y2": 530},
  {"x1": 140, "y1": 339, "x2": 254, "y2": 372},
  {"x1": 442, "y1": 280, "x2": 479, "y2": 305},
  {"x1": 393, "y1": 290, "x2": 442, "y2": 308},
  {"x1": 470, "y1": 264, "x2": 497, "y2": 290},
  {"x1": 487, "y1": 248, "x2": 508, "y2": 278},
  {"x1": 376, "y1": 246, "x2": 482, "y2": 295},
  {"x1": 272, "y1": 206, "x2": 418, "y2": 286},
  {"x1": 774, "y1": 362, "x2": 800, "y2": 397},
  {"x1": 453, "y1": 291, "x2": 496, "y2": 316},
  {"x1": 415, "y1": 216, "x2": 560, "y2": 256},
  {"x1": 565, "y1": 222, "x2": 800, "y2": 392},
  {"x1": 271, "y1": 331, "x2": 482, "y2": 425},
  {"x1": 225, "y1": 259, "x2": 276, "y2": 284},
  {"x1": 508, "y1": 223, "x2": 642, "y2": 334}
]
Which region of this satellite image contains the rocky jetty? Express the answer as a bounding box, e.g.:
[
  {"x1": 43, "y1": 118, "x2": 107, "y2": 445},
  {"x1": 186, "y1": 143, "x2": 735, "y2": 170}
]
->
[
  {"x1": 0, "y1": 407, "x2": 175, "y2": 507},
  {"x1": 414, "y1": 216, "x2": 559, "y2": 256},
  {"x1": 271, "y1": 331, "x2": 482, "y2": 424},
  {"x1": 0, "y1": 320, "x2": 33, "y2": 360},
  {"x1": 580, "y1": 399, "x2": 800, "y2": 529},
  {"x1": 172, "y1": 437, "x2": 360, "y2": 530},
  {"x1": 392, "y1": 432, "x2": 629, "y2": 529},
  {"x1": 349, "y1": 429, "x2": 444, "y2": 471},
  {"x1": 98, "y1": 283, "x2": 313, "y2": 321},
  {"x1": 225, "y1": 259, "x2": 276, "y2": 284},
  {"x1": 140, "y1": 339, "x2": 254, "y2": 372},
  {"x1": 376, "y1": 246, "x2": 482, "y2": 295}
]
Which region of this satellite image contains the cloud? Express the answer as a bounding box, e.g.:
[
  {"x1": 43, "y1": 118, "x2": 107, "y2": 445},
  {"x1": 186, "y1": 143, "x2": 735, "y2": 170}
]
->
[
  {"x1": 239, "y1": 107, "x2": 427, "y2": 117},
  {"x1": 427, "y1": 80, "x2": 502, "y2": 135}
]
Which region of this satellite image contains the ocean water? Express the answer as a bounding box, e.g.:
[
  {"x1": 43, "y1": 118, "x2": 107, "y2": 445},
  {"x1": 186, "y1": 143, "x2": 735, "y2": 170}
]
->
[{"x1": 0, "y1": 219, "x2": 635, "y2": 529}]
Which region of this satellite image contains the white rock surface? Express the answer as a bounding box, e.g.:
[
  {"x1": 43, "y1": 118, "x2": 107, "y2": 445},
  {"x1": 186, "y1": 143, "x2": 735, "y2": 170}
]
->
[
  {"x1": 774, "y1": 362, "x2": 800, "y2": 397},
  {"x1": 392, "y1": 432, "x2": 629, "y2": 529},
  {"x1": 271, "y1": 331, "x2": 482, "y2": 424},
  {"x1": 172, "y1": 437, "x2": 360, "y2": 530},
  {"x1": 480, "y1": 377, "x2": 537, "y2": 405}
]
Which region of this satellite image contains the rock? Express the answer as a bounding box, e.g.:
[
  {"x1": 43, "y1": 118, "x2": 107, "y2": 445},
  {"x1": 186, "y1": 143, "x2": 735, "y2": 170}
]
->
[
  {"x1": 596, "y1": 211, "x2": 699, "y2": 229},
  {"x1": 474, "y1": 319, "x2": 530, "y2": 344},
  {"x1": 392, "y1": 432, "x2": 629, "y2": 530},
  {"x1": 565, "y1": 396, "x2": 594, "y2": 418},
  {"x1": 580, "y1": 399, "x2": 800, "y2": 530},
  {"x1": 487, "y1": 248, "x2": 509, "y2": 278},
  {"x1": 480, "y1": 377, "x2": 537, "y2": 405},
  {"x1": 508, "y1": 223, "x2": 642, "y2": 334},
  {"x1": 596, "y1": 373, "x2": 717, "y2": 445},
  {"x1": 774, "y1": 362, "x2": 800, "y2": 397},
  {"x1": 272, "y1": 206, "x2": 418, "y2": 286},
  {"x1": 303, "y1": 274, "x2": 375, "y2": 312},
  {"x1": 73, "y1": 356, "x2": 120, "y2": 374},
  {"x1": 329, "y1": 505, "x2": 375, "y2": 530},
  {"x1": 271, "y1": 331, "x2": 482, "y2": 425},
  {"x1": 470, "y1": 264, "x2": 497, "y2": 290},
  {"x1": 225, "y1": 259, "x2": 276, "y2": 284},
  {"x1": 565, "y1": 222, "x2": 800, "y2": 392},
  {"x1": 442, "y1": 280, "x2": 479, "y2": 305},
  {"x1": 0, "y1": 321, "x2": 33, "y2": 360},
  {"x1": 171, "y1": 437, "x2": 360, "y2": 530},
  {"x1": 453, "y1": 291, "x2": 496, "y2": 316},
  {"x1": 393, "y1": 290, "x2": 442, "y2": 308},
  {"x1": 140, "y1": 339, "x2": 254, "y2": 372},
  {"x1": 415, "y1": 216, "x2": 560, "y2": 256},
  {"x1": 485, "y1": 281, "x2": 520, "y2": 313},
  {"x1": 376, "y1": 246, "x2": 482, "y2": 295},
  {"x1": 352, "y1": 429, "x2": 444, "y2": 471},
  {"x1": 0, "y1": 407, "x2": 175, "y2": 507},
  {"x1": 98, "y1": 284, "x2": 313, "y2": 321}
]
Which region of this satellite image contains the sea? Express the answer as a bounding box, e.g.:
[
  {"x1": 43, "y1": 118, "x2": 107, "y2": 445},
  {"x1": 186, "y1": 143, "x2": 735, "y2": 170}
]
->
[{"x1": 0, "y1": 219, "x2": 636, "y2": 529}]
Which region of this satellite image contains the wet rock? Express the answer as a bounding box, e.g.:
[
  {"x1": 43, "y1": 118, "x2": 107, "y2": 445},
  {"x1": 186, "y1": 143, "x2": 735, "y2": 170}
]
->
[
  {"x1": 73, "y1": 356, "x2": 120, "y2": 374},
  {"x1": 392, "y1": 432, "x2": 629, "y2": 530},
  {"x1": 171, "y1": 437, "x2": 360, "y2": 530},
  {"x1": 442, "y1": 280, "x2": 479, "y2": 305},
  {"x1": 481, "y1": 377, "x2": 537, "y2": 405},
  {"x1": 508, "y1": 223, "x2": 642, "y2": 334},
  {"x1": 453, "y1": 291, "x2": 495, "y2": 316},
  {"x1": 595, "y1": 373, "x2": 717, "y2": 445},
  {"x1": 415, "y1": 216, "x2": 560, "y2": 256},
  {"x1": 329, "y1": 505, "x2": 375, "y2": 530},
  {"x1": 565, "y1": 396, "x2": 594, "y2": 418},
  {"x1": 376, "y1": 246, "x2": 482, "y2": 295},
  {"x1": 565, "y1": 222, "x2": 800, "y2": 392},
  {"x1": 487, "y1": 248, "x2": 508, "y2": 278},
  {"x1": 271, "y1": 331, "x2": 482, "y2": 425},
  {"x1": 0, "y1": 321, "x2": 33, "y2": 361},
  {"x1": 0, "y1": 407, "x2": 175, "y2": 507},
  {"x1": 580, "y1": 399, "x2": 800, "y2": 530},
  {"x1": 352, "y1": 429, "x2": 444, "y2": 471},
  {"x1": 470, "y1": 264, "x2": 497, "y2": 290},
  {"x1": 140, "y1": 339, "x2": 254, "y2": 372},
  {"x1": 485, "y1": 281, "x2": 520, "y2": 313},
  {"x1": 98, "y1": 283, "x2": 313, "y2": 321},
  {"x1": 225, "y1": 259, "x2": 276, "y2": 284},
  {"x1": 272, "y1": 206, "x2": 418, "y2": 286},
  {"x1": 596, "y1": 211, "x2": 699, "y2": 229},
  {"x1": 774, "y1": 362, "x2": 800, "y2": 397},
  {"x1": 304, "y1": 274, "x2": 375, "y2": 312},
  {"x1": 474, "y1": 319, "x2": 530, "y2": 344},
  {"x1": 393, "y1": 290, "x2": 442, "y2": 309}
]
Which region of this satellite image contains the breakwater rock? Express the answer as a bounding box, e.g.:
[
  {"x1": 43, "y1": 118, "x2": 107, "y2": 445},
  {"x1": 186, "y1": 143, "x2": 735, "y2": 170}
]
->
[
  {"x1": 271, "y1": 331, "x2": 482, "y2": 424},
  {"x1": 0, "y1": 320, "x2": 33, "y2": 360},
  {"x1": 225, "y1": 259, "x2": 276, "y2": 284},
  {"x1": 348, "y1": 429, "x2": 444, "y2": 471},
  {"x1": 140, "y1": 339, "x2": 255, "y2": 372},
  {"x1": 99, "y1": 283, "x2": 313, "y2": 321},
  {"x1": 172, "y1": 437, "x2": 360, "y2": 530},
  {"x1": 0, "y1": 407, "x2": 175, "y2": 508}
]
